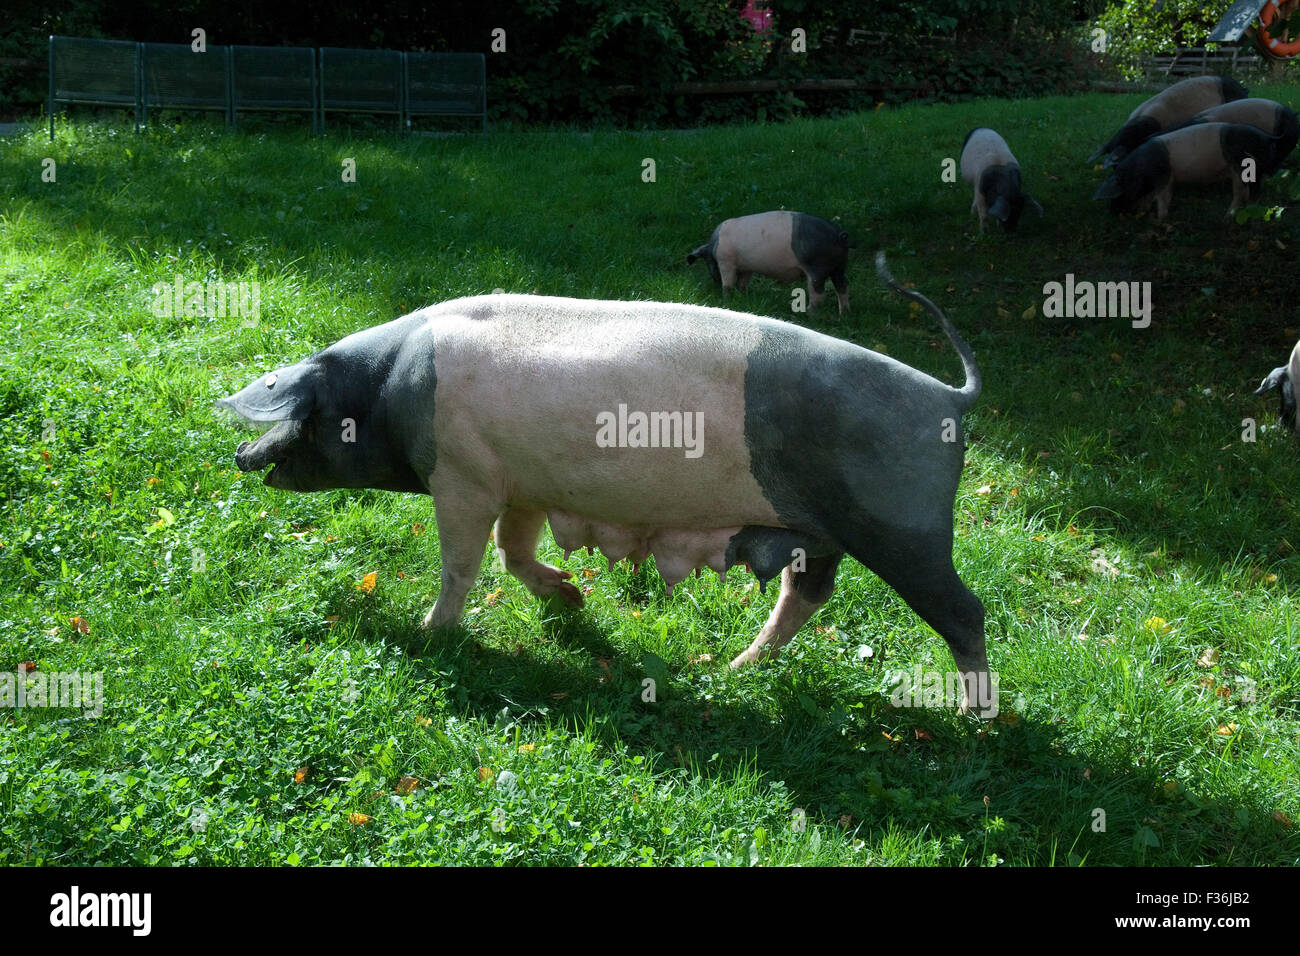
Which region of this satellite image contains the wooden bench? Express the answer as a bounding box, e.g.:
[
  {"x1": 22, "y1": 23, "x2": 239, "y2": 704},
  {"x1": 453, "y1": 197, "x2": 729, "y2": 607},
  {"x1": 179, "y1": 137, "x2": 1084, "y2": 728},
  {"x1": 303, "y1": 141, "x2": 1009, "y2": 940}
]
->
[{"x1": 1144, "y1": 46, "x2": 1265, "y2": 77}]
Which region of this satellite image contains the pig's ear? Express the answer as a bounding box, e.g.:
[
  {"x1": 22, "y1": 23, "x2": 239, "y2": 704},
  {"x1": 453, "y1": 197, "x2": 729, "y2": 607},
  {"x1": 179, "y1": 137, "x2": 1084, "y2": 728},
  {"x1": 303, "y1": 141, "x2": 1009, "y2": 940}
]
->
[
  {"x1": 1092, "y1": 177, "x2": 1122, "y2": 201},
  {"x1": 217, "y1": 360, "x2": 321, "y2": 422}
]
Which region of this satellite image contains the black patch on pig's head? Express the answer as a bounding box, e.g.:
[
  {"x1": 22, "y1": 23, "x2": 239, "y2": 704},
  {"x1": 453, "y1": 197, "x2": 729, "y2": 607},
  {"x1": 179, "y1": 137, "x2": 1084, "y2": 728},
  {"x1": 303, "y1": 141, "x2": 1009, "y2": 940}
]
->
[
  {"x1": 686, "y1": 228, "x2": 721, "y2": 284},
  {"x1": 1095, "y1": 139, "x2": 1170, "y2": 214},
  {"x1": 790, "y1": 212, "x2": 849, "y2": 281},
  {"x1": 979, "y1": 165, "x2": 1029, "y2": 231},
  {"x1": 1255, "y1": 365, "x2": 1296, "y2": 432},
  {"x1": 219, "y1": 312, "x2": 432, "y2": 495},
  {"x1": 1101, "y1": 116, "x2": 1162, "y2": 166}
]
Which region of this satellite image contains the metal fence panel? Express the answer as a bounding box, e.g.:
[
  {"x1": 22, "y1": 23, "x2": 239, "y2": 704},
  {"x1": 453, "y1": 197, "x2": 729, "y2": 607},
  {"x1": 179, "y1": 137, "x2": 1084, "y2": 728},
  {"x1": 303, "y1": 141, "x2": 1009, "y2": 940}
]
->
[
  {"x1": 143, "y1": 41, "x2": 231, "y2": 120},
  {"x1": 232, "y1": 45, "x2": 318, "y2": 130},
  {"x1": 405, "y1": 52, "x2": 486, "y2": 129},
  {"x1": 320, "y1": 47, "x2": 403, "y2": 127},
  {"x1": 51, "y1": 37, "x2": 484, "y2": 137}
]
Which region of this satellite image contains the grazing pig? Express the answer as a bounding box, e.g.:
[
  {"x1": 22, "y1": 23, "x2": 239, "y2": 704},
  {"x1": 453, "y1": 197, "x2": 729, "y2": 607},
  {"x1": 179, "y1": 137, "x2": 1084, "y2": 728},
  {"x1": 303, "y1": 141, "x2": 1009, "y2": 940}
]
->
[
  {"x1": 1091, "y1": 122, "x2": 1283, "y2": 220},
  {"x1": 1254, "y1": 340, "x2": 1300, "y2": 433},
  {"x1": 1169, "y1": 98, "x2": 1300, "y2": 173},
  {"x1": 1088, "y1": 75, "x2": 1249, "y2": 166},
  {"x1": 687, "y1": 211, "x2": 850, "y2": 314},
  {"x1": 959, "y1": 128, "x2": 1043, "y2": 234},
  {"x1": 219, "y1": 255, "x2": 992, "y2": 714}
]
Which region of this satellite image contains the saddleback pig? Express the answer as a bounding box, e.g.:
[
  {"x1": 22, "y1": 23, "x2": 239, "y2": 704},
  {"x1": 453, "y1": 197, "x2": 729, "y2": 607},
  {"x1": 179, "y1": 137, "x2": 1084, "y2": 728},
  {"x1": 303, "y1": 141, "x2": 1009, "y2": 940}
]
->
[{"x1": 220, "y1": 255, "x2": 992, "y2": 713}]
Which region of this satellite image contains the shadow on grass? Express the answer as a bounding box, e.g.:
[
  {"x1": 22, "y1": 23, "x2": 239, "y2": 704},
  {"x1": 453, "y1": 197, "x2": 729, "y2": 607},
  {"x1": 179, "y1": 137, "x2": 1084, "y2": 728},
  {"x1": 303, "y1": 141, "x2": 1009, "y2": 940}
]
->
[{"x1": 350, "y1": 602, "x2": 1294, "y2": 865}]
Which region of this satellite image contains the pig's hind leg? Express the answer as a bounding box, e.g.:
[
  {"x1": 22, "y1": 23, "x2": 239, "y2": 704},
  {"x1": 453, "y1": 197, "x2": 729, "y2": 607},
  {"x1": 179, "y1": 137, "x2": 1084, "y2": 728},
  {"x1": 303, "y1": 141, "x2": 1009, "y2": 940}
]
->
[
  {"x1": 730, "y1": 553, "x2": 843, "y2": 667},
  {"x1": 496, "y1": 507, "x2": 585, "y2": 608},
  {"x1": 847, "y1": 529, "x2": 992, "y2": 716}
]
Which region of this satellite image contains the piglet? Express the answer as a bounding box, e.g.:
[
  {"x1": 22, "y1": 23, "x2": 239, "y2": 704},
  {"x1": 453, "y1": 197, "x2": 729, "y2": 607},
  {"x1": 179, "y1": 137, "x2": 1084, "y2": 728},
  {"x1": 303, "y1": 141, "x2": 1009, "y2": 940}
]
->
[
  {"x1": 687, "y1": 211, "x2": 850, "y2": 313},
  {"x1": 1089, "y1": 75, "x2": 1249, "y2": 166},
  {"x1": 1255, "y1": 339, "x2": 1300, "y2": 434},
  {"x1": 960, "y1": 128, "x2": 1043, "y2": 234},
  {"x1": 1092, "y1": 122, "x2": 1283, "y2": 220}
]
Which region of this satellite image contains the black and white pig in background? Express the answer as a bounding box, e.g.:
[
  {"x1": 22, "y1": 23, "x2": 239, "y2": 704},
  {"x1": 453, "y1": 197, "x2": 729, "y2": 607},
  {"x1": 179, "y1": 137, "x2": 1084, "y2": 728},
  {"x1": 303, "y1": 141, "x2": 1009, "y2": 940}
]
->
[
  {"x1": 1091, "y1": 122, "x2": 1285, "y2": 220},
  {"x1": 687, "y1": 210, "x2": 851, "y2": 314},
  {"x1": 959, "y1": 128, "x2": 1043, "y2": 234},
  {"x1": 220, "y1": 254, "x2": 993, "y2": 714},
  {"x1": 1168, "y1": 98, "x2": 1300, "y2": 168},
  {"x1": 1088, "y1": 75, "x2": 1249, "y2": 166},
  {"x1": 1255, "y1": 339, "x2": 1300, "y2": 434}
]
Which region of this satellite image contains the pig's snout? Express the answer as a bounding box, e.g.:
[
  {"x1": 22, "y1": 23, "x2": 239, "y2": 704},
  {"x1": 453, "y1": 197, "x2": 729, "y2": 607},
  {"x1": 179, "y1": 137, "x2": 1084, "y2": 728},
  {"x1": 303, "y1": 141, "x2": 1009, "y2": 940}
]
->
[{"x1": 234, "y1": 440, "x2": 261, "y2": 472}]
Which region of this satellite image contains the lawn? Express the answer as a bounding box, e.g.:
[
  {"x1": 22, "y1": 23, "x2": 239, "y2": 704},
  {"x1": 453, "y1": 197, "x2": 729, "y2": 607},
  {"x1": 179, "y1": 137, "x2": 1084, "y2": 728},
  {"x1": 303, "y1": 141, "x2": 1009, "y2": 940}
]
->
[{"x1": 1, "y1": 87, "x2": 1298, "y2": 865}]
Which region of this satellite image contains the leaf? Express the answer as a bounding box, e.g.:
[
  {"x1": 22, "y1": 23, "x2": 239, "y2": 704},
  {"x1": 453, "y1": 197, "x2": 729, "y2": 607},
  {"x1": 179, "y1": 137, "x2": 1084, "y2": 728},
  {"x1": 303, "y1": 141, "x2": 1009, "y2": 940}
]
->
[
  {"x1": 477, "y1": 766, "x2": 494, "y2": 782},
  {"x1": 294, "y1": 766, "x2": 308, "y2": 783},
  {"x1": 348, "y1": 812, "x2": 371, "y2": 825},
  {"x1": 355, "y1": 571, "x2": 378, "y2": 593},
  {"x1": 396, "y1": 776, "x2": 419, "y2": 794},
  {"x1": 1198, "y1": 647, "x2": 1220, "y2": 668},
  {"x1": 641, "y1": 651, "x2": 669, "y2": 688},
  {"x1": 1135, "y1": 825, "x2": 1160, "y2": 847}
]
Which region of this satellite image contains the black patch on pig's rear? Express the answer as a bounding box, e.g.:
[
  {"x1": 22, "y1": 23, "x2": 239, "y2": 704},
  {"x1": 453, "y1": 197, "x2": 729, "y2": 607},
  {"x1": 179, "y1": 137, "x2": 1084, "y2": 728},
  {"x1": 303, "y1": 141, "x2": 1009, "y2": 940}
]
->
[
  {"x1": 1274, "y1": 106, "x2": 1299, "y2": 167},
  {"x1": 1220, "y1": 122, "x2": 1281, "y2": 178},
  {"x1": 1219, "y1": 76, "x2": 1249, "y2": 103},
  {"x1": 790, "y1": 213, "x2": 849, "y2": 281},
  {"x1": 741, "y1": 325, "x2": 964, "y2": 551}
]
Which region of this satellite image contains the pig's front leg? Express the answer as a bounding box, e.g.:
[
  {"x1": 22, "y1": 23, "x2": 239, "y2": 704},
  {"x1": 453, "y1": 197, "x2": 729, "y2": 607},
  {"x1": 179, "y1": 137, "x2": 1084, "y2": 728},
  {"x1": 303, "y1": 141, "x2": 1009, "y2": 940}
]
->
[
  {"x1": 495, "y1": 506, "x2": 584, "y2": 608},
  {"x1": 729, "y1": 554, "x2": 842, "y2": 667},
  {"x1": 807, "y1": 275, "x2": 827, "y2": 311},
  {"x1": 421, "y1": 469, "x2": 500, "y2": 629},
  {"x1": 1227, "y1": 172, "x2": 1249, "y2": 217}
]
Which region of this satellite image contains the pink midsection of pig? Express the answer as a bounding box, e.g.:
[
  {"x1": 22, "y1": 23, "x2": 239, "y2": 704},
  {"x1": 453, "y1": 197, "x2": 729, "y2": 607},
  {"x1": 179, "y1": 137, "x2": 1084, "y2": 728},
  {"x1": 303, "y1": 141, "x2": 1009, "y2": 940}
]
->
[
  {"x1": 423, "y1": 297, "x2": 790, "y2": 586},
  {"x1": 1165, "y1": 125, "x2": 1231, "y2": 182},
  {"x1": 717, "y1": 212, "x2": 805, "y2": 282}
]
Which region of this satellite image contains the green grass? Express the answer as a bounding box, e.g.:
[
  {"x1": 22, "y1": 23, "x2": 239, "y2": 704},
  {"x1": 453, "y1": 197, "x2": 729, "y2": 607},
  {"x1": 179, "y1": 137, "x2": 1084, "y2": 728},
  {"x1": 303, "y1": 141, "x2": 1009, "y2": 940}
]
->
[{"x1": 2, "y1": 89, "x2": 1299, "y2": 865}]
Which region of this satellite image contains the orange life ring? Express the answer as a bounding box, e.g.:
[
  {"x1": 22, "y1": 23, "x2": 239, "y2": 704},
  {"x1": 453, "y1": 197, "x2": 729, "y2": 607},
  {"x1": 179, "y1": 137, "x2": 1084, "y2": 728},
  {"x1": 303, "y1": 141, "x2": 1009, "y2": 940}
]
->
[{"x1": 1258, "y1": 0, "x2": 1300, "y2": 58}]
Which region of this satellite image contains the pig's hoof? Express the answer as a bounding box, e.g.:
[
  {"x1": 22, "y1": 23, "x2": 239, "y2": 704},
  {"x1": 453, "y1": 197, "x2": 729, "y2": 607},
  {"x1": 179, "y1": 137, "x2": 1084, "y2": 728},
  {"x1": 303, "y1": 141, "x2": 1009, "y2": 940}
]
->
[
  {"x1": 552, "y1": 579, "x2": 585, "y2": 608},
  {"x1": 530, "y1": 565, "x2": 585, "y2": 608},
  {"x1": 729, "y1": 645, "x2": 778, "y2": 669},
  {"x1": 421, "y1": 608, "x2": 454, "y2": 630}
]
